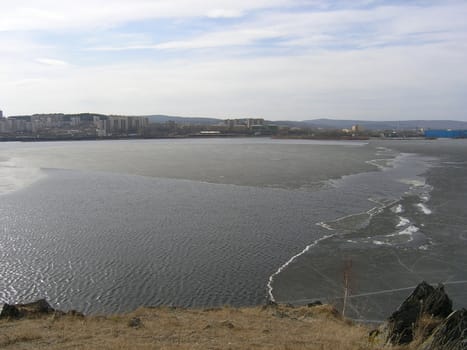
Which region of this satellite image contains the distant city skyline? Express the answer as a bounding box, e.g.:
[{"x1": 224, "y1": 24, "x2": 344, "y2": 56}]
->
[{"x1": 1, "y1": 1, "x2": 467, "y2": 121}]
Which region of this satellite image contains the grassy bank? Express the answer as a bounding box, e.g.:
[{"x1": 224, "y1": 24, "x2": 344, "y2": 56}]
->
[{"x1": 0, "y1": 304, "x2": 382, "y2": 350}]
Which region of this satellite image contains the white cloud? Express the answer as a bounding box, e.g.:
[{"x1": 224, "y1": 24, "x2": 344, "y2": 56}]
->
[
  {"x1": 2, "y1": 40, "x2": 466, "y2": 119},
  {"x1": 206, "y1": 9, "x2": 244, "y2": 19},
  {"x1": 35, "y1": 58, "x2": 70, "y2": 66},
  {"x1": 83, "y1": 2, "x2": 467, "y2": 53},
  {"x1": 0, "y1": 0, "x2": 298, "y2": 32},
  {"x1": 86, "y1": 27, "x2": 283, "y2": 51},
  {"x1": 0, "y1": 1, "x2": 466, "y2": 120},
  {"x1": 156, "y1": 29, "x2": 282, "y2": 50}
]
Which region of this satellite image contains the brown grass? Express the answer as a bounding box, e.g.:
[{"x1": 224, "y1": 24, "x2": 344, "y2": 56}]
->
[
  {"x1": 0, "y1": 304, "x2": 385, "y2": 349},
  {"x1": 389, "y1": 314, "x2": 443, "y2": 350}
]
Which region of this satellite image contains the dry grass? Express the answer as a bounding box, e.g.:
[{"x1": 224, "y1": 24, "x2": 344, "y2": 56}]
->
[
  {"x1": 389, "y1": 315, "x2": 443, "y2": 350},
  {"x1": 0, "y1": 304, "x2": 385, "y2": 349}
]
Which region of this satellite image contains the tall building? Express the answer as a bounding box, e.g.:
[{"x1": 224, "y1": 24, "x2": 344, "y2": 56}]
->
[{"x1": 225, "y1": 118, "x2": 264, "y2": 129}]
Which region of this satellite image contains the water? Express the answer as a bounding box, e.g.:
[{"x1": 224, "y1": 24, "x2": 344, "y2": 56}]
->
[{"x1": 0, "y1": 138, "x2": 466, "y2": 320}]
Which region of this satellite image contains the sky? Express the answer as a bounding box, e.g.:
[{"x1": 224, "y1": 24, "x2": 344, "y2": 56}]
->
[{"x1": 0, "y1": 0, "x2": 466, "y2": 121}]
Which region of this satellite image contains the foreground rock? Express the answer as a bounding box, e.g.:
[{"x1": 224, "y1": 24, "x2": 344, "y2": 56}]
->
[
  {"x1": 0, "y1": 299, "x2": 55, "y2": 319},
  {"x1": 370, "y1": 281, "x2": 467, "y2": 349},
  {"x1": 384, "y1": 281, "x2": 452, "y2": 345},
  {"x1": 0, "y1": 299, "x2": 83, "y2": 319},
  {"x1": 419, "y1": 309, "x2": 467, "y2": 350}
]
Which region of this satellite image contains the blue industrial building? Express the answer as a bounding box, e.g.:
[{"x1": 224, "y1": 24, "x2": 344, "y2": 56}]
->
[{"x1": 424, "y1": 129, "x2": 467, "y2": 138}]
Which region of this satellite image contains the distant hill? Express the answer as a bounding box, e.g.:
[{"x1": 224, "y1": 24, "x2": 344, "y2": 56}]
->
[
  {"x1": 145, "y1": 115, "x2": 223, "y2": 125},
  {"x1": 146, "y1": 116, "x2": 467, "y2": 130},
  {"x1": 299, "y1": 119, "x2": 467, "y2": 130}
]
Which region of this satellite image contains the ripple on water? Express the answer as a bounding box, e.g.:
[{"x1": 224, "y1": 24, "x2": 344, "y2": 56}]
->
[{"x1": 1, "y1": 168, "x2": 337, "y2": 313}]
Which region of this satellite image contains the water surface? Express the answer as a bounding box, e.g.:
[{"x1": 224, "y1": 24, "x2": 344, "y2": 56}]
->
[{"x1": 1, "y1": 138, "x2": 465, "y2": 320}]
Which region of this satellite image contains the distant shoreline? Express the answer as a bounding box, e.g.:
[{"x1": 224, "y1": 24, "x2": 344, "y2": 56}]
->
[
  {"x1": 0, "y1": 135, "x2": 443, "y2": 143},
  {"x1": 0, "y1": 134, "x2": 257, "y2": 142}
]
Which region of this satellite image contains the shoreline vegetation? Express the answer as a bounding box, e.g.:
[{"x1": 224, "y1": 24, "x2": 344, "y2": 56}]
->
[{"x1": 1, "y1": 282, "x2": 465, "y2": 349}]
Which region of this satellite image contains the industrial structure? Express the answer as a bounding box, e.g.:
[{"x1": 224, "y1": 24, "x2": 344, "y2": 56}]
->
[{"x1": 424, "y1": 129, "x2": 467, "y2": 138}]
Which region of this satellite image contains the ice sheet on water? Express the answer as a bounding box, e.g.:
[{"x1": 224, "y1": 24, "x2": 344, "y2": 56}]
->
[
  {"x1": 416, "y1": 203, "x2": 432, "y2": 215},
  {"x1": 391, "y1": 204, "x2": 403, "y2": 214},
  {"x1": 396, "y1": 216, "x2": 410, "y2": 228}
]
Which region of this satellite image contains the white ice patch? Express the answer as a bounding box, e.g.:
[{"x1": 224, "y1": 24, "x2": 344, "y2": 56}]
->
[
  {"x1": 398, "y1": 225, "x2": 419, "y2": 235},
  {"x1": 385, "y1": 225, "x2": 419, "y2": 242},
  {"x1": 366, "y1": 158, "x2": 394, "y2": 170},
  {"x1": 396, "y1": 216, "x2": 410, "y2": 228},
  {"x1": 399, "y1": 178, "x2": 426, "y2": 187},
  {"x1": 316, "y1": 222, "x2": 334, "y2": 231},
  {"x1": 373, "y1": 240, "x2": 392, "y2": 246},
  {"x1": 416, "y1": 203, "x2": 432, "y2": 215},
  {"x1": 420, "y1": 195, "x2": 430, "y2": 203},
  {"x1": 391, "y1": 204, "x2": 403, "y2": 214}
]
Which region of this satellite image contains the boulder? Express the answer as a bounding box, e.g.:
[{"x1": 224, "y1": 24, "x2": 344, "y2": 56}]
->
[
  {"x1": 385, "y1": 281, "x2": 453, "y2": 345},
  {"x1": 0, "y1": 304, "x2": 21, "y2": 319},
  {"x1": 419, "y1": 309, "x2": 467, "y2": 350},
  {"x1": 0, "y1": 299, "x2": 56, "y2": 319}
]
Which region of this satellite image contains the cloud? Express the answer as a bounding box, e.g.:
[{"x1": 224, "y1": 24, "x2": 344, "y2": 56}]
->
[
  {"x1": 35, "y1": 58, "x2": 70, "y2": 66},
  {"x1": 2, "y1": 39, "x2": 466, "y2": 120},
  {"x1": 119, "y1": 29, "x2": 282, "y2": 50},
  {"x1": 82, "y1": 2, "x2": 467, "y2": 53},
  {"x1": 206, "y1": 9, "x2": 244, "y2": 19},
  {"x1": 0, "y1": 0, "x2": 298, "y2": 32},
  {"x1": 0, "y1": 1, "x2": 466, "y2": 120}
]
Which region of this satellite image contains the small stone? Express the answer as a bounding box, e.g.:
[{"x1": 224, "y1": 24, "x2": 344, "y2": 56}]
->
[
  {"x1": 66, "y1": 310, "x2": 84, "y2": 317},
  {"x1": 128, "y1": 317, "x2": 142, "y2": 328},
  {"x1": 220, "y1": 320, "x2": 234, "y2": 329},
  {"x1": 307, "y1": 301, "x2": 323, "y2": 307}
]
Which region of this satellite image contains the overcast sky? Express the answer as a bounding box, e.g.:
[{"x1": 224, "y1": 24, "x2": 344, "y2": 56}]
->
[{"x1": 1, "y1": 0, "x2": 466, "y2": 120}]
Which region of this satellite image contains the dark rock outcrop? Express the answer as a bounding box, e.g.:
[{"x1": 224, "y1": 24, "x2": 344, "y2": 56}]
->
[
  {"x1": 0, "y1": 303, "x2": 21, "y2": 319},
  {"x1": 0, "y1": 299, "x2": 56, "y2": 319},
  {"x1": 419, "y1": 309, "x2": 467, "y2": 350},
  {"x1": 307, "y1": 301, "x2": 323, "y2": 308},
  {"x1": 385, "y1": 281, "x2": 453, "y2": 345}
]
